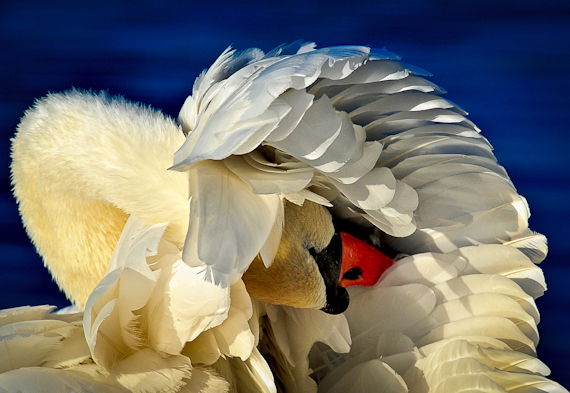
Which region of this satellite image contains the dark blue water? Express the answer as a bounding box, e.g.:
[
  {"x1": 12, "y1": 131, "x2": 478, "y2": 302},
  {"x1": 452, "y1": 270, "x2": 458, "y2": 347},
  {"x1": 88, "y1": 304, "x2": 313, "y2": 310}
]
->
[{"x1": 1, "y1": 0, "x2": 569, "y2": 387}]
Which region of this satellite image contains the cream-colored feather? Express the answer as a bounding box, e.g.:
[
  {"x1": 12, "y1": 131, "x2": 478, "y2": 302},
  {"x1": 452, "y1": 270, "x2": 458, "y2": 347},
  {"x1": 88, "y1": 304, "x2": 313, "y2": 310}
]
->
[
  {"x1": 0, "y1": 215, "x2": 260, "y2": 392},
  {"x1": 418, "y1": 340, "x2": 550, "y2": 377},
  {"x1": 11, "y1": 90, "x2": 189, "y2": 308},
  {"x1": 0, "y1": 320, "x2": 77, "y2": 373},
  {"x1": 178, "y1": 366, "x2": 231, "y2": 393},
  {"x1": 408, "y1": 340, "x2": 567, "y2": 393},
  {"x1": 0, "y1": 366, "x2": 127, "y2": 393}
]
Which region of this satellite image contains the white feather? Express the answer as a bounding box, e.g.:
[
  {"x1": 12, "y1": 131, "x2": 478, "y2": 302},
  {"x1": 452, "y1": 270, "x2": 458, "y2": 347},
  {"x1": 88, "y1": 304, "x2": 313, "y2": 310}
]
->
[
  {"x1": 223, "y1": 153, "x2": 313, "y2": 196},
  {"x1": 379, "y1": 136, "x2": 493, "y2": 169},
  {"x1": 390, "y1": 153, "x2": 506, "y2": 181},
  {"x1": 179, "y1": 281, "x2": 257, "y2": 366},
  {"x1": 184, "y1": 160, "x2": 282, "y2": 286},
  {"x1": 315, "y1": 46, "x2": 370, "y2": 80},
  {"x1": 324, "y1": 359, "x2": 408, "y2": 393},
  {"x1": 325, "y1": 77, "x2": 445, "y2": 113},
  {"x1": 378, "y1": 252, "x2": 468, "y2": 288},
  {"x1": 84, "y1": 215, "x2": 240, "y2": 375},
  {"x1": 326, "y1": 140, "x2": 382, "y2": 185},
  {"x1": 313, "y1": 332, "x2": 419, "y2": 392},
  {"x1": 265, "y1": 89, "x2": 315, "y2": 142},
  {"x1": 270, "y1": 95, "x2": 344, "y2": 161},
  {"x1": 345, "y1": 284, "x2": 436, "y2": 355},
  {"x1": 0, "y1": 305, "x2": 57, "y2": 327},
  {"x1": 419, "y1": 340, "x2": 550, "y2": 376},
  {"x1": 259, "y1": 305, "x2": 350, "y2": 393},
  {"x1": 350, "y1": 92, "x2": 463, "y2": 122},
  {"x1": 83, "y1": 217, "x2": 167, "y2": 369},
  {"x1": 0, "y1": 320, "x2": 74, "y2": 373},
  {"x1": 293, "y1": 111, "x2": 363, "y2": 173},
  {"x1": 173, "y1": 46, "x2": 374, "y2": 168},
  {"x1": 503, "y1": 233, "x2": 549, "y2": 264},
  {"x1": 142, "y1": 258, "x2": 230, "y2": 354},
  {"x1": 413, "y1": 315, "x2": 536, "y2": 356},
  {"x1": 406, "y1": 293, "x2": 539, "y2": 346},
  {"x1": 431, "y1": 274, "x2": 540, "y2": 324},
  {"x1": 359, "y1": 206, "x2": 417, "y2": 237},
  {"x1": 42, "y1": 323, "x2": 91, "y2": 368},
  {"x1": 364, "y1": 109, "x2": 480, "y2": 139},
  {"x1": 451, "y1": 245, "x2": 546, "y2": 298},
  {"x1": 311, "y1": 59, "x2": 411, "y2": 91},
  {"x1": 229, "y1": 348, "x2": 277, "y2": 393},
  {"x1": 264, "y1": 305, "x2": 351, "y2": 367},
  {"x1": 419, "y1": 336, "x2": 512, "y2": 355},
  {"x1": 230, "y1": 99, "x2": 293, "y2": 156},
  {"x1": 332, "y1": 167, "x2": 396, "y2": 211},
  {"x1": 258, "y1": 200, "x2": 284, "y2": 268},
  {"x1": 209, "y1": 281, "x2": 255, "y2": 361}
]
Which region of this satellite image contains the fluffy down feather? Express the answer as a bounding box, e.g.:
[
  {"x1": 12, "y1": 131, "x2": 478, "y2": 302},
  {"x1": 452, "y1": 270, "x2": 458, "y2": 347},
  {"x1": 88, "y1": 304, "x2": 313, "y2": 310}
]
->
[{"x1": 10, "y1": 90, "x2": 189, "y2": 308}]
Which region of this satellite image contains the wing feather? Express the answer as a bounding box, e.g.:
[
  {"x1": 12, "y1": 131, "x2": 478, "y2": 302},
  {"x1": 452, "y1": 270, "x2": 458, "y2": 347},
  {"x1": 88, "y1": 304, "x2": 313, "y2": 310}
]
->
[
  {"x1": 406, "y1": 293, "x2": 539, "y2": 347},
  {"x1": 432, "y1": 274, "x2": 540, "y2": 324},
  {"x1": 270, "y1": 95, "x2": 343, "y2": 161},
  {"x1": 378, "y1": 252, "x2": 468, "y2": 288},
  {"x1": 0, "y1": 366, "x2": 127, "y2": 393},
  {"x1": 325, "y1": 359, "x2": 408, "y2": 393},
  {"x1": 410, "y1": 340, "x2": 567, "y2": 393},
  {"x1": 230, "y1": 348, "x2": 277, "y2": 393},
  {"x1": 184, "y1": 160, "x2": 282, "y2": 286},
  {"x1": 0, "y1": 305, "x2": 56, "y2": 327},
  {"x1": 452, "y1": 245, "x2": 546, "y2": 299}
]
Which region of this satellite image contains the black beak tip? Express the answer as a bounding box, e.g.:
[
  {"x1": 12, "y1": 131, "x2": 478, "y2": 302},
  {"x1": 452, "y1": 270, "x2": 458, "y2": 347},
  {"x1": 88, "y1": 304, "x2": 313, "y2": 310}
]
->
[{"x1": 321, "y1": 285, "x2": 350, "y2": 315}]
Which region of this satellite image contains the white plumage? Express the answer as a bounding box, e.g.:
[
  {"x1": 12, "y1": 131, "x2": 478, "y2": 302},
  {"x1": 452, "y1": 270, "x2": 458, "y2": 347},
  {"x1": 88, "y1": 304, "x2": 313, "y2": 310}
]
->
[{"x1": 2, "y1": 41, "x2": 566, "y2": 392}]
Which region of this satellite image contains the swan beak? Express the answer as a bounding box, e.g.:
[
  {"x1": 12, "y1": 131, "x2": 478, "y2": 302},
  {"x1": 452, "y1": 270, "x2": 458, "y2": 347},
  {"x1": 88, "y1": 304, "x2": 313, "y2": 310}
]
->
[
  {"x1": 315, "y1": 231, "x2": 393, "y2": 315},
  {"x1": 339, "y1": 232, "x2": 394, "y2": 288}
]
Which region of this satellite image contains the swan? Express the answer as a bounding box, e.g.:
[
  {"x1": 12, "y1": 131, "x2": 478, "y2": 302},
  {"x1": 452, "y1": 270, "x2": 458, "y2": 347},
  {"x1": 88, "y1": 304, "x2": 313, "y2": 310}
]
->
[{"x1": 2, "y1": 41, "x2": 566, "y2": 392}]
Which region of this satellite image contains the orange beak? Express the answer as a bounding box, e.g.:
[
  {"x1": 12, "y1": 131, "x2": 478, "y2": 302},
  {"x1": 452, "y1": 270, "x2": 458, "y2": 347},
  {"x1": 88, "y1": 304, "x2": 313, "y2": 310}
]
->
[{"x1": 338, "y1": 232, "x2": 394, "y2": 287}]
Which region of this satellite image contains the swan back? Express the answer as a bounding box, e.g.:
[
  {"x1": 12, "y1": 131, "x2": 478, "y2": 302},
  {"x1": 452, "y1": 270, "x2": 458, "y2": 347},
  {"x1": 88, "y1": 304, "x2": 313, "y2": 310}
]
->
[{"x1": 11, "y1": 90, "x2": 189, "y2": 307}]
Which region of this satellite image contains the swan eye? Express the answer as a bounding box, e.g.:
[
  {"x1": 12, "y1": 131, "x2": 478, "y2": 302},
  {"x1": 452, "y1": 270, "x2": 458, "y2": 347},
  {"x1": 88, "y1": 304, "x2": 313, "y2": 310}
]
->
[{"x1": 341, "y1": 267, "x2": 362, "y2": 281}]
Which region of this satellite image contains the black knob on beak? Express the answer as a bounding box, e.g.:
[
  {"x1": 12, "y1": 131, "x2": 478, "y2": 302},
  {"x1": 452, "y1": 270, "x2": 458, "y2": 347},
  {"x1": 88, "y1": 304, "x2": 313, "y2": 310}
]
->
[
  {"x1": 322, "y1": 285, "x2": 349, "y2": 315},
  {"x1": 309, "y1": 232, "x2": 349, "y2": 314}
]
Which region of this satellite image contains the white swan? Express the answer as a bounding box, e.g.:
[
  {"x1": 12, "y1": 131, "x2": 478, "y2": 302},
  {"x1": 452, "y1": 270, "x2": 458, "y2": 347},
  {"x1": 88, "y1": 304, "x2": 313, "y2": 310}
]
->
[{"x1": 2, "y1": 41, "x2": 566, "y2": 392}]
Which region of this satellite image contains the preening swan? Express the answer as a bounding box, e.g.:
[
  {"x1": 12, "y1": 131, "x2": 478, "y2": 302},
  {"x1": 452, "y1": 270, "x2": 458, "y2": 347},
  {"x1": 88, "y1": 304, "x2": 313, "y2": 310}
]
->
[{"x1": 2, "y1": 42, "x2": 566, "y2": 392}]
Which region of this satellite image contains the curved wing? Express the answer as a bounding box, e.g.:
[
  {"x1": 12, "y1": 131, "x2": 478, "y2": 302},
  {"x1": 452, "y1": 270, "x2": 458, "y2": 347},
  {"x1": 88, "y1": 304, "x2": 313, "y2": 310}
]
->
[
  {"x1": 197, "y1": 43, "x2": 562, "y2": 393},
  {"x1": 174, "y1": 44, "x2": 423, "y2": 286}
]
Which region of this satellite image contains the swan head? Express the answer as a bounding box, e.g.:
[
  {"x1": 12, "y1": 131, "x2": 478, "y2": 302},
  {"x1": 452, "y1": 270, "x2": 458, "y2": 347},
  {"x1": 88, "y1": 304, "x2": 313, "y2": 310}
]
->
[{"x1": 242, "y1": 200, "x2": 393, "y2": 314}]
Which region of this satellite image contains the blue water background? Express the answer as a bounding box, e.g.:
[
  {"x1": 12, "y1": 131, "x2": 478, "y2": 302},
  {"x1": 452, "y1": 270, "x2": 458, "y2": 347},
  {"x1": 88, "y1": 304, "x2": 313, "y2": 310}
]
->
[{"x1": 1, "y1": 0, "x2": 568, "y2": 387}]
